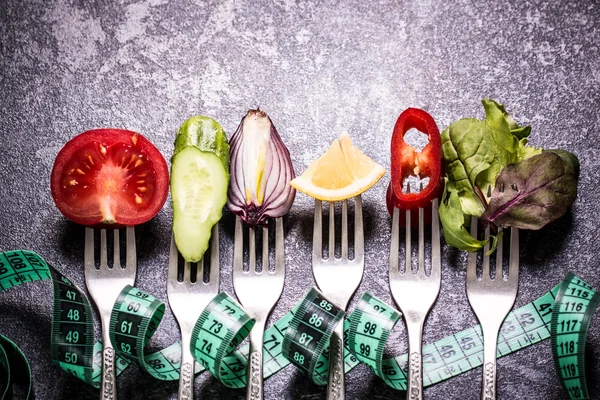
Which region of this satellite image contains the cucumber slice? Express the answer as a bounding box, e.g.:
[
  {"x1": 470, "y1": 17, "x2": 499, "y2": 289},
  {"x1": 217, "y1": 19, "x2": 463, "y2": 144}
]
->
[
  {"x1": 174, "y1": 116, "x2": 230, "y2": 170},
  {"x1": 171, "y1": 146, "x2": 229, "y2": 262}
]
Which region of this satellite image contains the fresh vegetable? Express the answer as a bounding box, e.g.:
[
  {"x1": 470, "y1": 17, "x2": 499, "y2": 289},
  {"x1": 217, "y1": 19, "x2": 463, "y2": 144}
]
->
[
  {"x1": 50, "y1": 128, "x2": 169, "y2": 227},
  {"x1": 171, "y1": 116, "x2": 229, "y2": 262},
  {"x1": 481, "y1": 151, "x2": 578, "y2": 230},
  {"x1": 228, "y1": 109, "x2": 295, "y2": 226},
  {"x1": 291, "y1": 131, "x2": 385, "y2": 202},
  {"x1": 386, "y1": 108, "x2": 444, "y2": 224},
  {"x1": 439, "y1": 99, "x2": 578, "y2": 251}
]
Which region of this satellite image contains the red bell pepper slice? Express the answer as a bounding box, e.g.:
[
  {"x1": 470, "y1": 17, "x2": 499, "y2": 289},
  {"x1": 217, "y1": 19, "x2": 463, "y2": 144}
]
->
[{"x1": 386, "y1": 108, "x2": 444, "y2": 221}]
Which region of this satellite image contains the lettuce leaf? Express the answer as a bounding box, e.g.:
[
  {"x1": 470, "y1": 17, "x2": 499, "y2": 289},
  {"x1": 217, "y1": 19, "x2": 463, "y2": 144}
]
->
[
  {"x1": 439, "y1": 180, "x2": 488, "y2": 251},
  {"x1": 440, "y1": 99, "x2": 542, "y2": 252}
]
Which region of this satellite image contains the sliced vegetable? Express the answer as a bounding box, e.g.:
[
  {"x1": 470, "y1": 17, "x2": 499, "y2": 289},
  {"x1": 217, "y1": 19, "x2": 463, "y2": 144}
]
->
[
  {"x1": 481, "y1": 151, "x2": 578, "y2": 230},
  {"x1": 174, "y1": 116, "x2": 230, "y2": 169},
  {"x1": 50, "y1": 128, "x2": 169, "y2": 227},
  {"x1": 227, "y1": 109, "x2": 295, "y2": 226},
  {"x1": 385, "y1": 108, "x2": 444, "y2": 225},
  {"x1": 171, "y1": 116, "x2": 229, "y2": 262},
  {"x1": 171, "y1": 146, "x2": 229, "y2": 262},
  {"x1": 291, "y1": 131, "x2": 385, "y2": 202}
]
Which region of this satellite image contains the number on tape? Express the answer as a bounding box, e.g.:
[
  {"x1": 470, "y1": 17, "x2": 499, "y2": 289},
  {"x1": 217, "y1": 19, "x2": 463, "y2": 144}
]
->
[{"x1": 1, "y1": 249, "x2": 598, "y2": 400}]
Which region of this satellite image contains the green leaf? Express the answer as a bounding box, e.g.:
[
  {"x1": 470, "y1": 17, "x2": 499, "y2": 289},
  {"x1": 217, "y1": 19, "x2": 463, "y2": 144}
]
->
[
  {"x1": 441, "y1": 118, "x2": 488, "y2": 216},
  {"x1": 489, "y1": 99, "x2": 532, "y2": 140},
  {"x1": 485, "y1": 231, "x2": 503, "y2": 256},
  {"x1": 481, "y1": 152, "x2": 578, "y2": 230},
  {"x1": 439, "y1": 180, "x2": 487, "y2": 252},
  {"x1": 517, "y1": 137, "x2": 542, "y2": 161},
  {"x1": 475, "y1": 99, "x2": 524, "y2": 191}
]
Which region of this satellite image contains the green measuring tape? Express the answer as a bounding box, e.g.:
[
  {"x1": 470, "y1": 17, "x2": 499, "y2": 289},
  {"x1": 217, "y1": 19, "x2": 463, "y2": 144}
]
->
[
  {"x1": 1, "y1": 249, "x2": 598, "y2": 399},
  {"x1": 281, "y1": 277, "x2": 599, "y2": 397},
  {"x1": 551, "y1": 273, "x2": 600, "y2": 399}
]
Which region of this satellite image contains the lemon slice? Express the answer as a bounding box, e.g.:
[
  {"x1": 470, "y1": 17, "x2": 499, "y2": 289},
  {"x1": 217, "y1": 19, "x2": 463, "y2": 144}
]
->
[{"x1": 290, "y1": 132, "x2": 385, "y2": 201}]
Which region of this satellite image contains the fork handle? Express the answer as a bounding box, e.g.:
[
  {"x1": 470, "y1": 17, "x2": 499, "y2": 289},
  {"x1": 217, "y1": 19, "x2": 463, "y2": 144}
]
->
[
  {"x1": 100, "y1": 323, "x2": 117, "y2": 400},
  {"x1": 325, "y1": 320, "x2": 345, "y2": 400},
  {"x1": 481, "y1": 326, "x2": 500, "y2": 400},
  {"x1": 405, "y1": 320, "x2": 424, "y2": 400},
  {"x1": 246, "y1": 319, "x2": 267, "y2": 400},
  {"x1": 178, "y1": 334, "x2": 195, "y2": 400}
]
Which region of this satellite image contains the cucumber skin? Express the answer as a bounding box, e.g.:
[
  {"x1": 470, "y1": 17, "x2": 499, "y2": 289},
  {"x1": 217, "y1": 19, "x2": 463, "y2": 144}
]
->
[
  {"x1": 174, "y1": 116, "x2": 230, "y2": 171},
  {"x1": 171, "y1": 147, "x2": 229, "y2": 262}
]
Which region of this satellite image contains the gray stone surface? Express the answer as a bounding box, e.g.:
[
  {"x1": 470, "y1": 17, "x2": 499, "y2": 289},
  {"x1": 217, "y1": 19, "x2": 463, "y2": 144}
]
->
[{"x1": 1, "y1": 0, "x2": 599, "y2": 399}]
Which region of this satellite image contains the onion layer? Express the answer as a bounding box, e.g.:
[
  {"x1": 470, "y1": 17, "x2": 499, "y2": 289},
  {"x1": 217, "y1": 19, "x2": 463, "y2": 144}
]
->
[{"x1": 227, "y1": 109, "x2": 296, "y2": 226}]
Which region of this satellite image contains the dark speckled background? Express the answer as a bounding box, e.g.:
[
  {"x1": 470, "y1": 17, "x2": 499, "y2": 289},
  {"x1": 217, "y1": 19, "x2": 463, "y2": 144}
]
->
[{"x1": 1, "y1": 0, "x2": 599, "y2": 399}]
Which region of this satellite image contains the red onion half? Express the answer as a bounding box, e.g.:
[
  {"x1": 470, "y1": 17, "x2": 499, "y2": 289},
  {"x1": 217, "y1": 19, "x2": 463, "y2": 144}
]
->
[{"x1": 227, "y1": 109, "x2": 296, "y2": 226}]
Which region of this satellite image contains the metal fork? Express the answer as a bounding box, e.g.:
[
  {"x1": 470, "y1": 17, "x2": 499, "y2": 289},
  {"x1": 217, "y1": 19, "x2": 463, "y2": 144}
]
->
[
  {"x1": 167, "y1": 224, "x2": 220, "y2": 400},
  {"x1": 466, "y1": 203, "x2": 519, "y2": 400},
  {"x1": 312, "y1": 196, "x2": 364, "y2": 400},
  {"x1": 85, "y1": 227, "x2": 137, "y2": 400},
  {"x1": 389, "y1": 195, "x2": 441, "y2": 400},
  {"x1": 233, "y1": 216, "x2": 285, "y2": 400}
]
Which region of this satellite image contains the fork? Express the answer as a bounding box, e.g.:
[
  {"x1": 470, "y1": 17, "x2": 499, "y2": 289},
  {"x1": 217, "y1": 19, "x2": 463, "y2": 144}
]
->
[
  {"x1": 312, "y1": 196, "x2": 364, "y2": 400},
  {"x1": 466, "y1": 197, "x2": 519, "y2": 400},
  {"x1": 389, "y1": 194, "x2": 441, "y2": 400},
  {"x1": 85, "y1": 227, "x2": 137, "y2": 400},
  {"x1": 233, "y1": 216, "x2": 285, "y2": 400},
  {"x1": 167, "y1": 224, "x2": 220, "y2": 400}
]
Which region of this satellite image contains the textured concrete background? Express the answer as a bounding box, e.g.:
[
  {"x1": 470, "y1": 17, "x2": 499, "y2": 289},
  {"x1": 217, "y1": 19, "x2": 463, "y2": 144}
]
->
[{"x1": 1, "y1": 0, "x2": 599, "y2": 399}]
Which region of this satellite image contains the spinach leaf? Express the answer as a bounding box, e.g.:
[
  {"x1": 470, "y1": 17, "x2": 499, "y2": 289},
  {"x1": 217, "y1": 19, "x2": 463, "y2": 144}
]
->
[
  {"x1": 481, "y1": 152, "x2": 578, "y2": 230},
  {"x1": 439, "y1": 180, "x2": 487, "y2": 251}
]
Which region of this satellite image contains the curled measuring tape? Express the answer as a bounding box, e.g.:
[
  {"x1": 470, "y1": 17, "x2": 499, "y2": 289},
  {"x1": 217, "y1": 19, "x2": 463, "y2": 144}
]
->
[
  {"x1": 282, "y1": 277, "x2": 599, "y2": 398},
  {"x1": 1, "y1": 249, "x2": 599, "y2": 399},
  {"x1": 551, "y1": 272, "x2": 600, "y2": 400}
]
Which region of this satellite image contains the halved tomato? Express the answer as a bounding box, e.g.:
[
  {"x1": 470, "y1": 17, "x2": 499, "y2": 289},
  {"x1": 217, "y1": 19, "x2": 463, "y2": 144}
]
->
[{"x1": 51, "y1": 128, "x2": 169, "y2": 227}]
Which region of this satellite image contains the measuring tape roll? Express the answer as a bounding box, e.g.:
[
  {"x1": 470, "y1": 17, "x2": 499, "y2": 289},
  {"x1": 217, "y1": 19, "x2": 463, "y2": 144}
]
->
[
  {"x1": 551, "y1": 272, "x2": 600, "y2": 400},
  {"x1": 0, "y1": 334, "x2": 32, "y2": 399},
  {"x1": 190, "y1": 292, "x2": 255, "y2": 388},
  {"x1": 346, "y1": 293, "x2": 402, "y2": 386},
  {"x1": 281, "y1": 288, "x2": 347, "y2": 385},
  {"x1": 1, "y1": 248, "x2": 599, "y2": 400},
  {"x1": 283, "y1": 274, "x2": 598, "y2": 399}
]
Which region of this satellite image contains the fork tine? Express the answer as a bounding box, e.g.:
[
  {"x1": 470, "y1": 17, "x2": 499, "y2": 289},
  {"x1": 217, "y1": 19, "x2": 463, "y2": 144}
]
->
[
  {"x1": 328, "y1": 202, "x2": 335, "y2": 259},
  {"x1": 85, "y1": 228, "x2": 94, "y2": 270},
  {"x1": 418, "y1": 206, "x2": 425, "y2": 275},
  {"x1": 313, "y1": 200, "x2": 323, "y2": 262},
  {"x1": 431, "y1": 198, "x2": 441, "y2": 280},
  {"x1": 274, "y1": 217, "x2": 284, "y2": 276},
  {"x1": 234, "y1": 216, "x2": 244, "y2": 272},
  {"x1": 354, "y1": 195, "x2": 364, "y2": 261},
  {"x1": 467, "y1": 216, "x2": 477, "y2": 280},
  {"x1": 100, "y1": 229, "x2": 108, "y2": 268},
  {"x1": 482, "y1": 224, "x2": 491, "y2": 279},
  {"x1": 249, "y1": 226, "x2": 256, "y2": 272},
  {"x1": 341, "y1": 200, "x2": 348, "y2": 260},
  {"x1": 508, "y1": 227, "x2": 519, "y2": 282},
  {"x1": 209, "y1": 224, "x2": 220, "y2": 284},
  {"x1": 262, "y1": 226, "x2": 269, "y2": 272},
  {"x1": 183, "y1": 261, "x2": 192, "y2": 283},
  {"x1": 168, "y1": 234, "x2": 179, "y2": 283},
  {"x1": 389, "y1": 207, "x2": 400, "y2": 272},
  {"x1": 496, "y1": 227, "x2": 504, "y2": 279},
  {"x1": 113, "y1": 230, "x2": 121, "y2": 269},
  {"x1": 126, "y1": 226, "x2": 136, "y2": 270}
]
